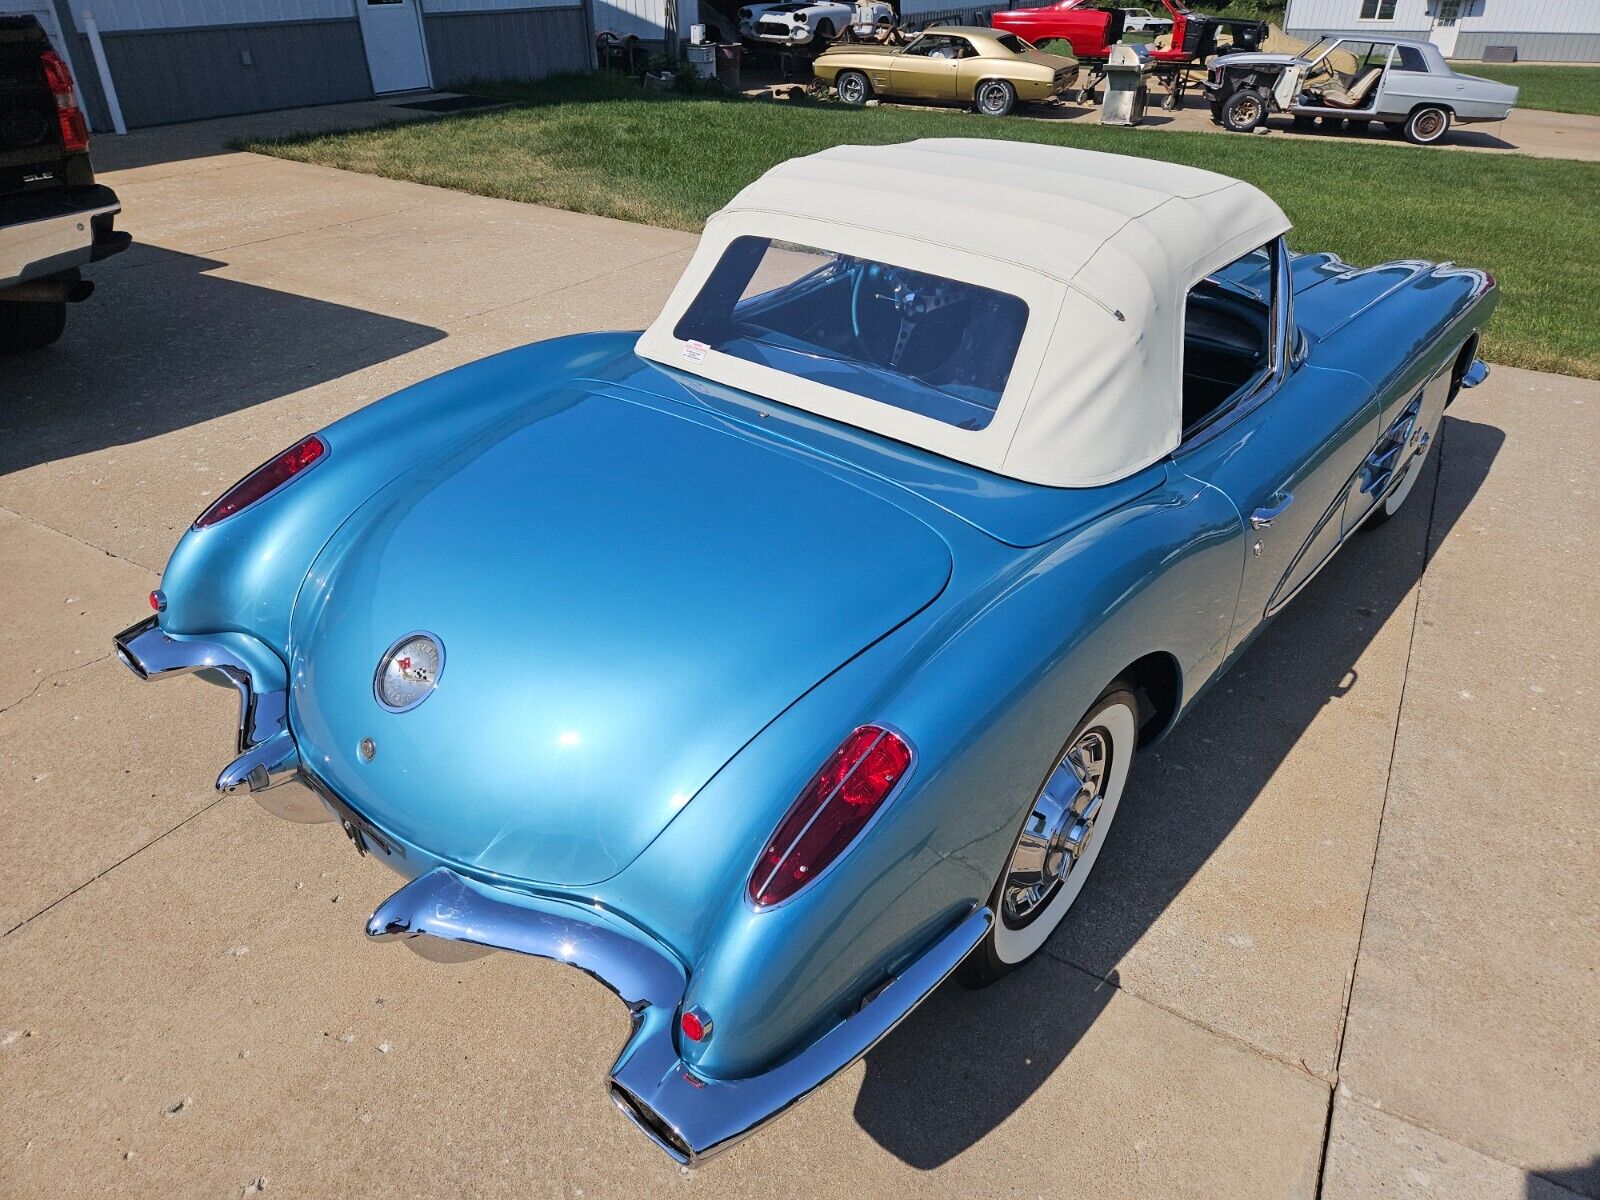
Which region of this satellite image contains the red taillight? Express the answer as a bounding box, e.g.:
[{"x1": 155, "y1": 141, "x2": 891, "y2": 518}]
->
[
  {"x1": 680, "y1": 1008, "x2": 712, "y2": 1042},
  {"x1": 748, "y1": 726, "x2": 913, "y2": 908},
  {"x1": 39, "y1": 51, "x2": 88, "y2": 154},
  {"x1": 194, "y1": 435, "x2": 326, "y2": 528}
]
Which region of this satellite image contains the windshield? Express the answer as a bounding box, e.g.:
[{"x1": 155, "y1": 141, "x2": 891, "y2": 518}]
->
[
  {"x1": 1300, "y1": 36, "x2": 1337, "y2": 61},
  {"x1": 673, "y1": 237, "x2": 1029, "y2": 431}
]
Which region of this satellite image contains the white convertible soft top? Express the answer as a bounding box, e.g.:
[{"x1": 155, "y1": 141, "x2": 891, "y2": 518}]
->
[{"x1": 637, "y1": 139, "x2": 1290, "y2": 488}]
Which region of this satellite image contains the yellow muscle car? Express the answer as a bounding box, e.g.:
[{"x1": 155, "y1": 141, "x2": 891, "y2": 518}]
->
[{"x1": 814, "y1": 27, "x2": 1078, "y2": 117}]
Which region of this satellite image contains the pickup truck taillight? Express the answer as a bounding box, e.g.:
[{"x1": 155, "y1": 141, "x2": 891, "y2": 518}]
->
[{"x1": 39, "y1": 50, "x2": 89, "y2": 154}]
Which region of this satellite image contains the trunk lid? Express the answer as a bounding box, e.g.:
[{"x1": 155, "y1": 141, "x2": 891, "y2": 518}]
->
[{"x1": 289, "y1": 385, "x2": 952, "y2": 886}]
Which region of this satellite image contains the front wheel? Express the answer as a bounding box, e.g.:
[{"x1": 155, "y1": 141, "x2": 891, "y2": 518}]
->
[
  {"x1": 1404, "y1": 105, "x2": 1451, "y2": 145},
  {"x1": 975, "y1": 78, "x2": 1017, "y2": 117},
  {"x1": 814, "y1": 18, "x2": 835, "y2": 41},
  {"x1": 0, "y1": 300, "x2": 66, "y2": 355},
  {"x1": 960, "y1": 685, "x2": 1139, "y2": 987},
  {"x1": 835, "y1": 69, "x2": 871, "y2": 105},
  {"x1": 1221, "y1": 88, "x2": 1267, "y2": 132}
]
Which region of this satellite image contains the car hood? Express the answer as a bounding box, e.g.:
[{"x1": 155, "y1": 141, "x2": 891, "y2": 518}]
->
[{"x1": 288, "y1": 383, "x2": 952, "y2": 887}]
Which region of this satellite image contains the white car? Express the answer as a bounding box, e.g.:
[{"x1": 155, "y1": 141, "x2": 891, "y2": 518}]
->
[
  {"x1": 736, "y1": 2, "x2": 787, "y2": 39},
  {"x1": 751, "y1": 1, "x2": 887, "y2": 45},
  {"x1": 1120, "y1": 7, "x2": 1174, "y2": 35}
]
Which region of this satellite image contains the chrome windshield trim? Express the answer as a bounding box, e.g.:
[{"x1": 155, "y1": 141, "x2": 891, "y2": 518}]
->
[{"x1": 366, "y1": 866, "x2": 991, "y2": 1165}]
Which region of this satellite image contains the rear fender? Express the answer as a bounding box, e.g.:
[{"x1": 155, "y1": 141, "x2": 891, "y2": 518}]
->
[
  {"x1": 157, "y1": 333, "x2": 638, "y2": 648},
  {"x1": 632, "y1": 463, "x2": 1242, "y2": 1079}
]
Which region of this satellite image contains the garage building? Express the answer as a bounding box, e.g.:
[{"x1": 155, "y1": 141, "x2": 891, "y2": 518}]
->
[
  {"x1": 0, "y1": 0, "x2": 603, "y2": 130},
  {"x1": 1283, "y1": 0, "x2": 1600, "y2": 62}
]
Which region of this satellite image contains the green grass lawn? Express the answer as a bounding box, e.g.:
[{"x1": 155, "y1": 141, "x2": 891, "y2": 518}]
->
[
  {"x1": 245, "y1": 74, "x2": 1600, "y2": 377},
  {"x1": 1455, "y1": 62, "x2": 1600, "y2": 117}
]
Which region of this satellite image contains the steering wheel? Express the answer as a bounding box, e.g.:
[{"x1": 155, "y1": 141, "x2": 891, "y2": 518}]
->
[{"x1": 849, "y1": 261, "x2": 966, "y2": 370}]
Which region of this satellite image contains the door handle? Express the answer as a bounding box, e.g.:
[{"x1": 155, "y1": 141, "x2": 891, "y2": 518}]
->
[{"x1": 1249, "y1": 492, "x2": 1294, "y2": 529}]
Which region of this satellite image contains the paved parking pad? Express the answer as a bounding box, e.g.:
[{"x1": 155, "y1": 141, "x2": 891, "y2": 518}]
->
[{"x1": 0, "y1": 114, "x2": 1594, "y2": 1197}]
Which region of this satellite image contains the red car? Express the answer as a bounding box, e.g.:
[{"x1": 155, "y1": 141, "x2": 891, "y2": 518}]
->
[{"x1": 990, "y1": 0, "x2": 1264, "y2": 104}]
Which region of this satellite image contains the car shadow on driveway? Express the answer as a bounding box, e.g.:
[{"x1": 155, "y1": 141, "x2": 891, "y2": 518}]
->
[
  {"x1": 0, "y1": 243, "x2": 445, "y2": 478},
  {"x1": 855, "y1": 413, "x2": 1506, "y2": 1169}
]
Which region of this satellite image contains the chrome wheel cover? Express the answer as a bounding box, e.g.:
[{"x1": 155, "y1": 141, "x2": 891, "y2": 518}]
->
[
  {"x1": 978, "y1": 82, "x2": 1009, "y2": 113},
  {"x1": 1003, "y1": 727, "x2": 1113, "y2": 928},
  {"x1": 839, "y1": 74, "x2": 865, "y2": 103}
]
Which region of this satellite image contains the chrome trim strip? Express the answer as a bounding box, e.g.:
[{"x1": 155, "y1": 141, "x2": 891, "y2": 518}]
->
[
  {"x1": 113, "y1": 616, "x2": 301, "y2": 795},
  {"x1": 366, "y1": 866, "x2": 991, "y2": 1165}
]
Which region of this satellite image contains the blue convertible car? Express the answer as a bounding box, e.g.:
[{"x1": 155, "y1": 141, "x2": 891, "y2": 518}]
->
[{"x1": 115, "y1": 141, "x2": 1493, "y2": 1163}]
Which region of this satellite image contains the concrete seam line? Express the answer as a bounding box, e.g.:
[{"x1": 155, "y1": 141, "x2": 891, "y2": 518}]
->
[
  {"x1": 1324, "y1": 1086, "x2": 1596, "y2": 1198},
  {"x1": 0, "y1": 651, "x2": 116, "y2": 719},
  {"x1": 185, "y1": 202, "x2": 429, "y2": 258},
  {"x1": 2, "y1": 796, "x2": 227, "y2": 939},
  {"x1": 0, "y1": 503, "x2": 161, "y2": 575},
  {"x1": 1326, "y1": 426, "x2": 1444, "y2": 1081},
  {"x1": 1044, "y1": 947, "x2": 1337, "y2": 1086},
  {"x1": 450, "y1": 244, "x2": 694, "y2": 327}
]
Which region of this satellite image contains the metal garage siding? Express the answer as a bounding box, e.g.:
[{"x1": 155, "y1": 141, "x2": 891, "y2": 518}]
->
[
  {"x1": 1284, "y1": 0, "x2": 1431, "y2": 31},
  {"x1": 61, "y1": 0, "x2": 353, "y2": 32},
  {"x1": 1460, "y1": 0, "x2": 1600, "y2": 35},
  {"x1": 99, "y1": 19, "x2": 373, "y2": 125},
  {"x1": 422, "y1": 4, "x2": 591, "y2": 83},
  {"x1": 1453, "y1": 30, "x2": 1600, "y2": 58}
]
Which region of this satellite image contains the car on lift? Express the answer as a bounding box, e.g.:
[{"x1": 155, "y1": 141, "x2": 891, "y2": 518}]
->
[
  {"x1": 1205, "y1": 34, "x2": 1519, "y2": 144},
  {"x1": 815, "y1": 26, "x2": 1079, "y2": 117},
  {"x1": 115, "y1": 140, "x2": 1494, "y2": 1165}
]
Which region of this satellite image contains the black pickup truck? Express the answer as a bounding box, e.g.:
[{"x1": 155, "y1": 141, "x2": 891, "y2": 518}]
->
[{"x1": 1, "y1": 15, "x2": 128, "y2": 354}]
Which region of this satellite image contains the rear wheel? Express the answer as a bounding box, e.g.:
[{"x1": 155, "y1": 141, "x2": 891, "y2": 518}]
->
[
  {"x1": 1362, "y1": 410, "x2": 1441, "y2": 529},
  {"x1": 835, "y1": 69, "x2": 871, "y2": 105},
  {"x1": 975, "y1": 78, "x2": 1017, "y2": 117},
  {"x1": 0, "y1": 300, "x2": 66, "y2": 355},
  {"x1": 960, "y1": 685, "x2": 1139, "y2": 986},
  {"x1": 1404, "y1": 105, "x2": 1451, "y2": 144},
  {"x1": 1221, "y1": 88, "x2": 1267, "y2": 132}
]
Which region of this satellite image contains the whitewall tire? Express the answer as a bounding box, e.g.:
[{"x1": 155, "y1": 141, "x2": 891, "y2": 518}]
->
[{"x1": 962, "y1": 685, "x2": 1139, "y2": 985}]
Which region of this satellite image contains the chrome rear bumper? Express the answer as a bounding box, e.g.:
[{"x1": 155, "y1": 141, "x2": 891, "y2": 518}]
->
[
  {"x1": 114, "y1": 616, "x2": 321, "y2": 818},
  {"x1": 369, "y1": 867, "x2": 992, "y2": 1164},
  {"x1": 114, "y1": 614, "x2": 993, "y2": 1163}
]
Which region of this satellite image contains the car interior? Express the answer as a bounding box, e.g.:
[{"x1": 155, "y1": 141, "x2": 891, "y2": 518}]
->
[
  {"x1": 674, "y1": 236, "x2": 1028, "y2": 432},
  {"x1": 1300, "y1": 41, "x2": 1414, "y2": 110},
  {"x1": 903, "y1": 34, "x2": 976, "y2": 59},
  {"x1": 1182, "y1": 246, "x2": 1273, "y2": 434}
]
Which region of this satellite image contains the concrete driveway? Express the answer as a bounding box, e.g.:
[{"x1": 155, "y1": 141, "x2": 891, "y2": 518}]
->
[{"x1": 1, "y1": 120, "x2": 1596, "y2": 1199}]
